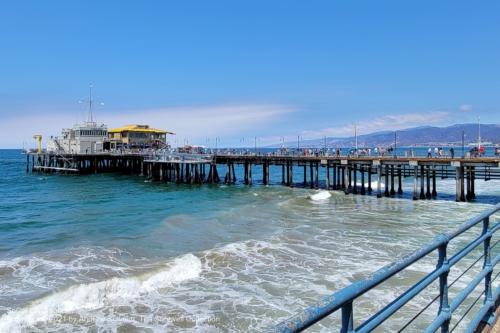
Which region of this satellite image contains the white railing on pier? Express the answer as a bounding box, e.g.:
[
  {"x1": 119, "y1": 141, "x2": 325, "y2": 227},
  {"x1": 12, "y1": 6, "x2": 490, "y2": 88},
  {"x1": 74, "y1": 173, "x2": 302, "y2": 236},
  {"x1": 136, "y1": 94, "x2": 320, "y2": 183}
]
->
[{"x1": 145, "y1": 151, "x2": 214, "y2": 163}]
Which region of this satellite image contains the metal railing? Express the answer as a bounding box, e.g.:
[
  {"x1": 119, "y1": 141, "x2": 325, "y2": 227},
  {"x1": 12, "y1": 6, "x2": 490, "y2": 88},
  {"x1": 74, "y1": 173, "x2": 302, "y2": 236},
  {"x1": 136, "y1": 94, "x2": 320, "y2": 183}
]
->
[
  {"x1": 146, "y1": 151, "x2": 214, "y2": 163},
  {"x1": 272, "y1": 203, "x2": 500, "y2": 333}
]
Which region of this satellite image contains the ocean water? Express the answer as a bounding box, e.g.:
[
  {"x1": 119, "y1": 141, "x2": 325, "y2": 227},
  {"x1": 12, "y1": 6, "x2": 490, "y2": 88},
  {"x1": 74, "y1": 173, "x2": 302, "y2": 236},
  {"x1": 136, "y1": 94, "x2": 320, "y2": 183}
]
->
[{"x1": 1, "y1": 149, "x2": 499, "y2": 332}]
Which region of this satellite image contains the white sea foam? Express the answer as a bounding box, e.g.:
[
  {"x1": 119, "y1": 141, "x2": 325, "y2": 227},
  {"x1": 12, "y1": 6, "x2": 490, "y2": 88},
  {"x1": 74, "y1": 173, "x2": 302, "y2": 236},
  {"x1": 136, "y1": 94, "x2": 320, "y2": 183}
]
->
[
  {"x1": 355, "y1": 181, "x2": 384, "y2": 188},
  {"x1": 0, "y1": 247, "x2": 136, "y2": 299},
  {"x1": 0, "y1": 253, "x2": 202, "y2": 333},
  {"x1": 308, "y1": 191, "x2": 331, "y2": 201}
]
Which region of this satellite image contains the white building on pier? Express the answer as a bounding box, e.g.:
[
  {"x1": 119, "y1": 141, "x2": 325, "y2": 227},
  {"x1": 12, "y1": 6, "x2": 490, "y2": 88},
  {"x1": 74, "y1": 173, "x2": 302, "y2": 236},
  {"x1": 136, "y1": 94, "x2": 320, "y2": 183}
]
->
[{"x1": 46, "y1": 85, "x2": 108, "y2": 154}]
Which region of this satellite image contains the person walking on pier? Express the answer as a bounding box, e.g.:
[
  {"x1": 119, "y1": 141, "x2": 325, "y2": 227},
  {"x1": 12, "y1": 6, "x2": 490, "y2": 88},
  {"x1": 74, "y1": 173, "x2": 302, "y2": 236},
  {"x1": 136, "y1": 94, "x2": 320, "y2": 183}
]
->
[
  {"x1": 450, "y1": 147, "x2": 455, "y2": 158},
  {"x1": 427, "y1": 148, "x2": 432, "y2": 158}
]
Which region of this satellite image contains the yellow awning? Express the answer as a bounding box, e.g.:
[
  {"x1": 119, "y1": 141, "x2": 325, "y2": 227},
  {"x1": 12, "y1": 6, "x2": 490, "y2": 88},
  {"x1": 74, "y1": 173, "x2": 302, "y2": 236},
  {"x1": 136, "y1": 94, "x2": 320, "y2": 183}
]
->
[{"x1": 108, "y1": 124, "x2": 174, "y2": 135}]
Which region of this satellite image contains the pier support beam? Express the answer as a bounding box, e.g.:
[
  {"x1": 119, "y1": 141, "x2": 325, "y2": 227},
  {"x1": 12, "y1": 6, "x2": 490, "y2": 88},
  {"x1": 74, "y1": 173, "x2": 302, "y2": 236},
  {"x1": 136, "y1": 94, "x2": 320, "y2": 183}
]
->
[
  {"x1": 347, "y1": 165, "x2": 352, "y2": 191},
  {"x1": 384, "y1": 165, "x2": 390, "y2": 197},
  {"x1": 315, "y1": 162, "x2": 319, "y2": 189},
  {"x1": 341, "y1": 166, "x2": 346, "y2": 190},
  {"x1": 420, "y1": 165, "x2": 426, "y2": 200},
  {"x1": 344, "y1": 164, "x2": 350, "y2": 194},
  {"x1": 225, "y1": 163, "x2": 231, "y2": 184},
  {"x1": 377, "y1": 164, "x2": 382, "y2": 198},
  {"x1": 231, "y1": 163, "x2": 236, "y2": 183},
  {"x1": 248, "y1": 164, "x2": 252, "y2": 185},
  {"x1": 332, "y1": 165, "x2": 337, "y2": 190},
  {"x1": 337, "y1": 165, "x2": 344, "y2": 190},
  {"x1": 466, "y1": 166, "x2": 472, "y2": 201},
  {"x1": 326, "y1": 163, "x2": 330, "y2": 190},
  {"x1": 285, "y1": 162, "x2": 289, "y2": 186},
  {"x1": 263, "y1": 162, "x2": 269, "y2": 185},
  {"x1": 368, "y1": 166, "x2": 372, "y2": 193},
  {"x1": 426, "y1": 167, "x2": 432, "y2": 199},
  {"x1": 459, "y1": 166, "x2": 465, "y2": 202},
  {"x1": 353, "y1": 164, "x2": 358, "y2": 194},
  {"x1": 455, "y1": 166, "x2": 465, "y2": 202},
  {"x1": 194, "y1": 164, "x2": 199, "y2": 184},
  {"x1": 397, "y1": 165, "x2": 403, "y2": 195},
  {"x1": 390, "y1": 165, "x2": 396, "y2": 196},
  {"x1": 310, "y1": 162, "x2": 314, "y2": 189},
  {"x1": 471, "y1": 167, "x2": 476, "y2": 199},
  {"x1": 413, "y1": 166, "x2": 419, "y2": 200},
  {"x1": 432, "y1": 169, "x2": 437, "y2": 198},
  {"x1": 244, "y1": 162, "x2": 249, "y2": 185},
  {"x1": 303, "y1": 165, "x2": 307, "y2": 186},
  {"x1": 360, "y1": 165, "x2": 366, "y2": 195}
]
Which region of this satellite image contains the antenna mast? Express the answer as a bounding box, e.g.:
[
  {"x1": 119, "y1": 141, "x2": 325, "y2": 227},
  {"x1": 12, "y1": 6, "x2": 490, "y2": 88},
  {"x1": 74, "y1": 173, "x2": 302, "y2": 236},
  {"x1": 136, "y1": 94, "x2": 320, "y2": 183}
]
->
[
  {"x1": 88, "y1": 83, "x2": 93, "y2": 123},
  {"x1": 478, "y1": 116, "x2": 481, "y2": 151},
  {"x1": 354, "y1": 123, "x2": 358, "y2": 155}
]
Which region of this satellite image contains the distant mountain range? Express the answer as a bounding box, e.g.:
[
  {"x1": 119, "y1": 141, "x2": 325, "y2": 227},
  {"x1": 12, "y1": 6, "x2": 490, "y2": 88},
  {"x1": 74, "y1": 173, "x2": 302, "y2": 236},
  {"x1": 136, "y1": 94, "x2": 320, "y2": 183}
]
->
[{"x1": 272, "y1": 123, "x2": 500, "y2": 148}]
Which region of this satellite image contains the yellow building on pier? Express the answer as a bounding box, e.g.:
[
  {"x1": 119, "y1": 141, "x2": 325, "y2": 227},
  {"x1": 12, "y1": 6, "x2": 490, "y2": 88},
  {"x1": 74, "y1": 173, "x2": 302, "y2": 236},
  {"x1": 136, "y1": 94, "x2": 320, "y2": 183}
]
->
[{"x1": 108, "y1": 125, "x2": 174, "y2": 149}]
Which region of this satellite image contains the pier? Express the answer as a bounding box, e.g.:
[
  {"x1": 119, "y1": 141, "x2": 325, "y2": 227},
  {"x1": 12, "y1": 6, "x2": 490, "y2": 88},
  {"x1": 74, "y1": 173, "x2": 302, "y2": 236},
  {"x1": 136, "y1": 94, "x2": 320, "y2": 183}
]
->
[{"x1": 27, "y1": 152, "x2": 500, "y2": 202}]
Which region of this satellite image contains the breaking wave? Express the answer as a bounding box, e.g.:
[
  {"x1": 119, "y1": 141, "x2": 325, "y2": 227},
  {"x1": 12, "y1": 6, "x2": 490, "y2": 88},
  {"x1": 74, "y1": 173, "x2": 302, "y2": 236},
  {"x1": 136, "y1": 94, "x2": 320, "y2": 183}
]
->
[{"x1": 0, "y1": 253, "x2": 202, "y2": 333}]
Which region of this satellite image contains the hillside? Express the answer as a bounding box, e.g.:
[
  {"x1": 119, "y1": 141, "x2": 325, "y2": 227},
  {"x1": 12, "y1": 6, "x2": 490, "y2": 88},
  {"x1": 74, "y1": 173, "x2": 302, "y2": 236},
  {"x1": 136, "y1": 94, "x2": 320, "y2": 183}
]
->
[{"x1": 275, "y1": 123, "x2": 500, "y2": 148}]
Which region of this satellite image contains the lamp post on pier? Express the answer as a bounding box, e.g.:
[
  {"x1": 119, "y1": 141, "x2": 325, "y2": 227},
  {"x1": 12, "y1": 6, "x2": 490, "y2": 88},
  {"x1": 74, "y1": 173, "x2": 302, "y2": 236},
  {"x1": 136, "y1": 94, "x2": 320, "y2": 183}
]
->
[
  {"x1": 462, "y1": 131, "x2": 466, "y2": 158},
  {"x1": 353, "y1": 123, "x2": 358, "y2": 156},
  {"x1": 394, "y1": 131, "x2": 398, "y2": 158}
]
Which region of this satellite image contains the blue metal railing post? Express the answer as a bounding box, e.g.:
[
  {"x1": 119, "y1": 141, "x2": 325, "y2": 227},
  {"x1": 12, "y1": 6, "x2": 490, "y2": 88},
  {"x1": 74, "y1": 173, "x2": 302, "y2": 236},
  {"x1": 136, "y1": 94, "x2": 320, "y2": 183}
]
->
[
  {"x1": 438, "y1": 242, "x2": 451, "y2": 332},
  {"x1": 483, "y1": 217, "x2": 493, "y2": 323},
  {"x1": 341, "y1": 302, "x2": 354, "y2": 333}
]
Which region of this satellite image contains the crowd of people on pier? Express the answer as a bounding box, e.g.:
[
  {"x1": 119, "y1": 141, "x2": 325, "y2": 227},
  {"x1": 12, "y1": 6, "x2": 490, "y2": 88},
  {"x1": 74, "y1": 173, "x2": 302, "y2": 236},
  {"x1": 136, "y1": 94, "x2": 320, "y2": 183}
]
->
[
  {"x1": 147, "y1": 145, "x2": 500, "y2": 159},
  {"x1": 190, "y1": 146, "x2": 499, "y2": 158}
]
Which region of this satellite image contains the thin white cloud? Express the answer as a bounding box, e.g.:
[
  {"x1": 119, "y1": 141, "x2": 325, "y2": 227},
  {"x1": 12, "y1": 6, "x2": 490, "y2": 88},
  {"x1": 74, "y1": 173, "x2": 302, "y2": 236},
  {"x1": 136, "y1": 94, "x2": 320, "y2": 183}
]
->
[
  {"x1": 0, "y1": 103, "x2": 295, "y2": 148},
  {"x1": 280, "y1": 111, "x2": 451, "y2": 141},
  {"x1": 459, "y1": 104, "x2": 473, "y2": 112}
]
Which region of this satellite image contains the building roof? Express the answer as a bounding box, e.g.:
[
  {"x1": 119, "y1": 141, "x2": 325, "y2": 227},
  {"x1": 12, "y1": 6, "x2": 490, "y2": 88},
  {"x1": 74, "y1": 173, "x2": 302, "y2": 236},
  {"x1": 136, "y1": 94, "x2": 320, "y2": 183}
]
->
[{"x1": 108, "y1": 124, "x2": 174, "y2": 134}]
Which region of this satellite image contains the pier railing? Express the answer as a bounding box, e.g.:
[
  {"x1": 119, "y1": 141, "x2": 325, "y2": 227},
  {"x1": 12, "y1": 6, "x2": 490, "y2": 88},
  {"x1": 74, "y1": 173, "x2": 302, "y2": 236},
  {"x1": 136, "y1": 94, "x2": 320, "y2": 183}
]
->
[
  {"x1": 273, "y1": 203, "x2": 500, "y2": 332},
  {"x1": 145, "y1": 151, "x2": 214, "y2": 163}
]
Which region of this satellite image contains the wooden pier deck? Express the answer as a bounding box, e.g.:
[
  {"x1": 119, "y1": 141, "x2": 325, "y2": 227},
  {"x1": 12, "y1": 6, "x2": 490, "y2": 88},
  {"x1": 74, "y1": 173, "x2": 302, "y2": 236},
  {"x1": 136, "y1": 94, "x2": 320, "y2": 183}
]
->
[{"x1": 27, "y1": 152, "x2": 500, "y2": 202}]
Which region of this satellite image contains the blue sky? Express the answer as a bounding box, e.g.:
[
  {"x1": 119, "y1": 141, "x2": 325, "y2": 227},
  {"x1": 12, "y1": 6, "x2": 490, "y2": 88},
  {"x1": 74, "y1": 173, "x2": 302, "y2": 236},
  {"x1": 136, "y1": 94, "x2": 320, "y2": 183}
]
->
[{"x1": 1, "y1": 1, "x2": 499, "y2": 148}]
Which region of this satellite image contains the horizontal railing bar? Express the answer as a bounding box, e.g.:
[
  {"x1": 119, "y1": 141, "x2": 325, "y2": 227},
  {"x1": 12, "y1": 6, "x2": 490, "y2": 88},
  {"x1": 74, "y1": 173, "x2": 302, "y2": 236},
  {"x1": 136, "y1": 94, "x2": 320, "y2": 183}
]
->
[
  {"x1": 465, "y1": 299, "x2": 495, "y2": 333},
  {"x1": 272, "y1": 204, "x2": 500, "y2": 333},
  {"x1": 449, "y1": 254, "x2": 500, "y2": 313},
  {"x1": 448, "y1": 229, "x2": 495, "y2": 267},
  {"x1": 492, "y1": 221, "x2": 500, "y2": 234},
  {"x1": 357, "y1": 266, "x2": 448, "y2": 333},
  {"x1": 451, "y1": 291, "x2": 484, "y2": 333}
]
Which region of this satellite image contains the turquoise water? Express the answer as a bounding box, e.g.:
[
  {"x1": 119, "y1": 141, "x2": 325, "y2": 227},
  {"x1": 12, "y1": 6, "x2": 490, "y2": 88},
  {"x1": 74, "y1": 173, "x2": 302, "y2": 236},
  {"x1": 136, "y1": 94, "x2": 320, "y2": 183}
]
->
[{"x1": 1, "y1": 149, "x2": 499, "y2": 332}]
